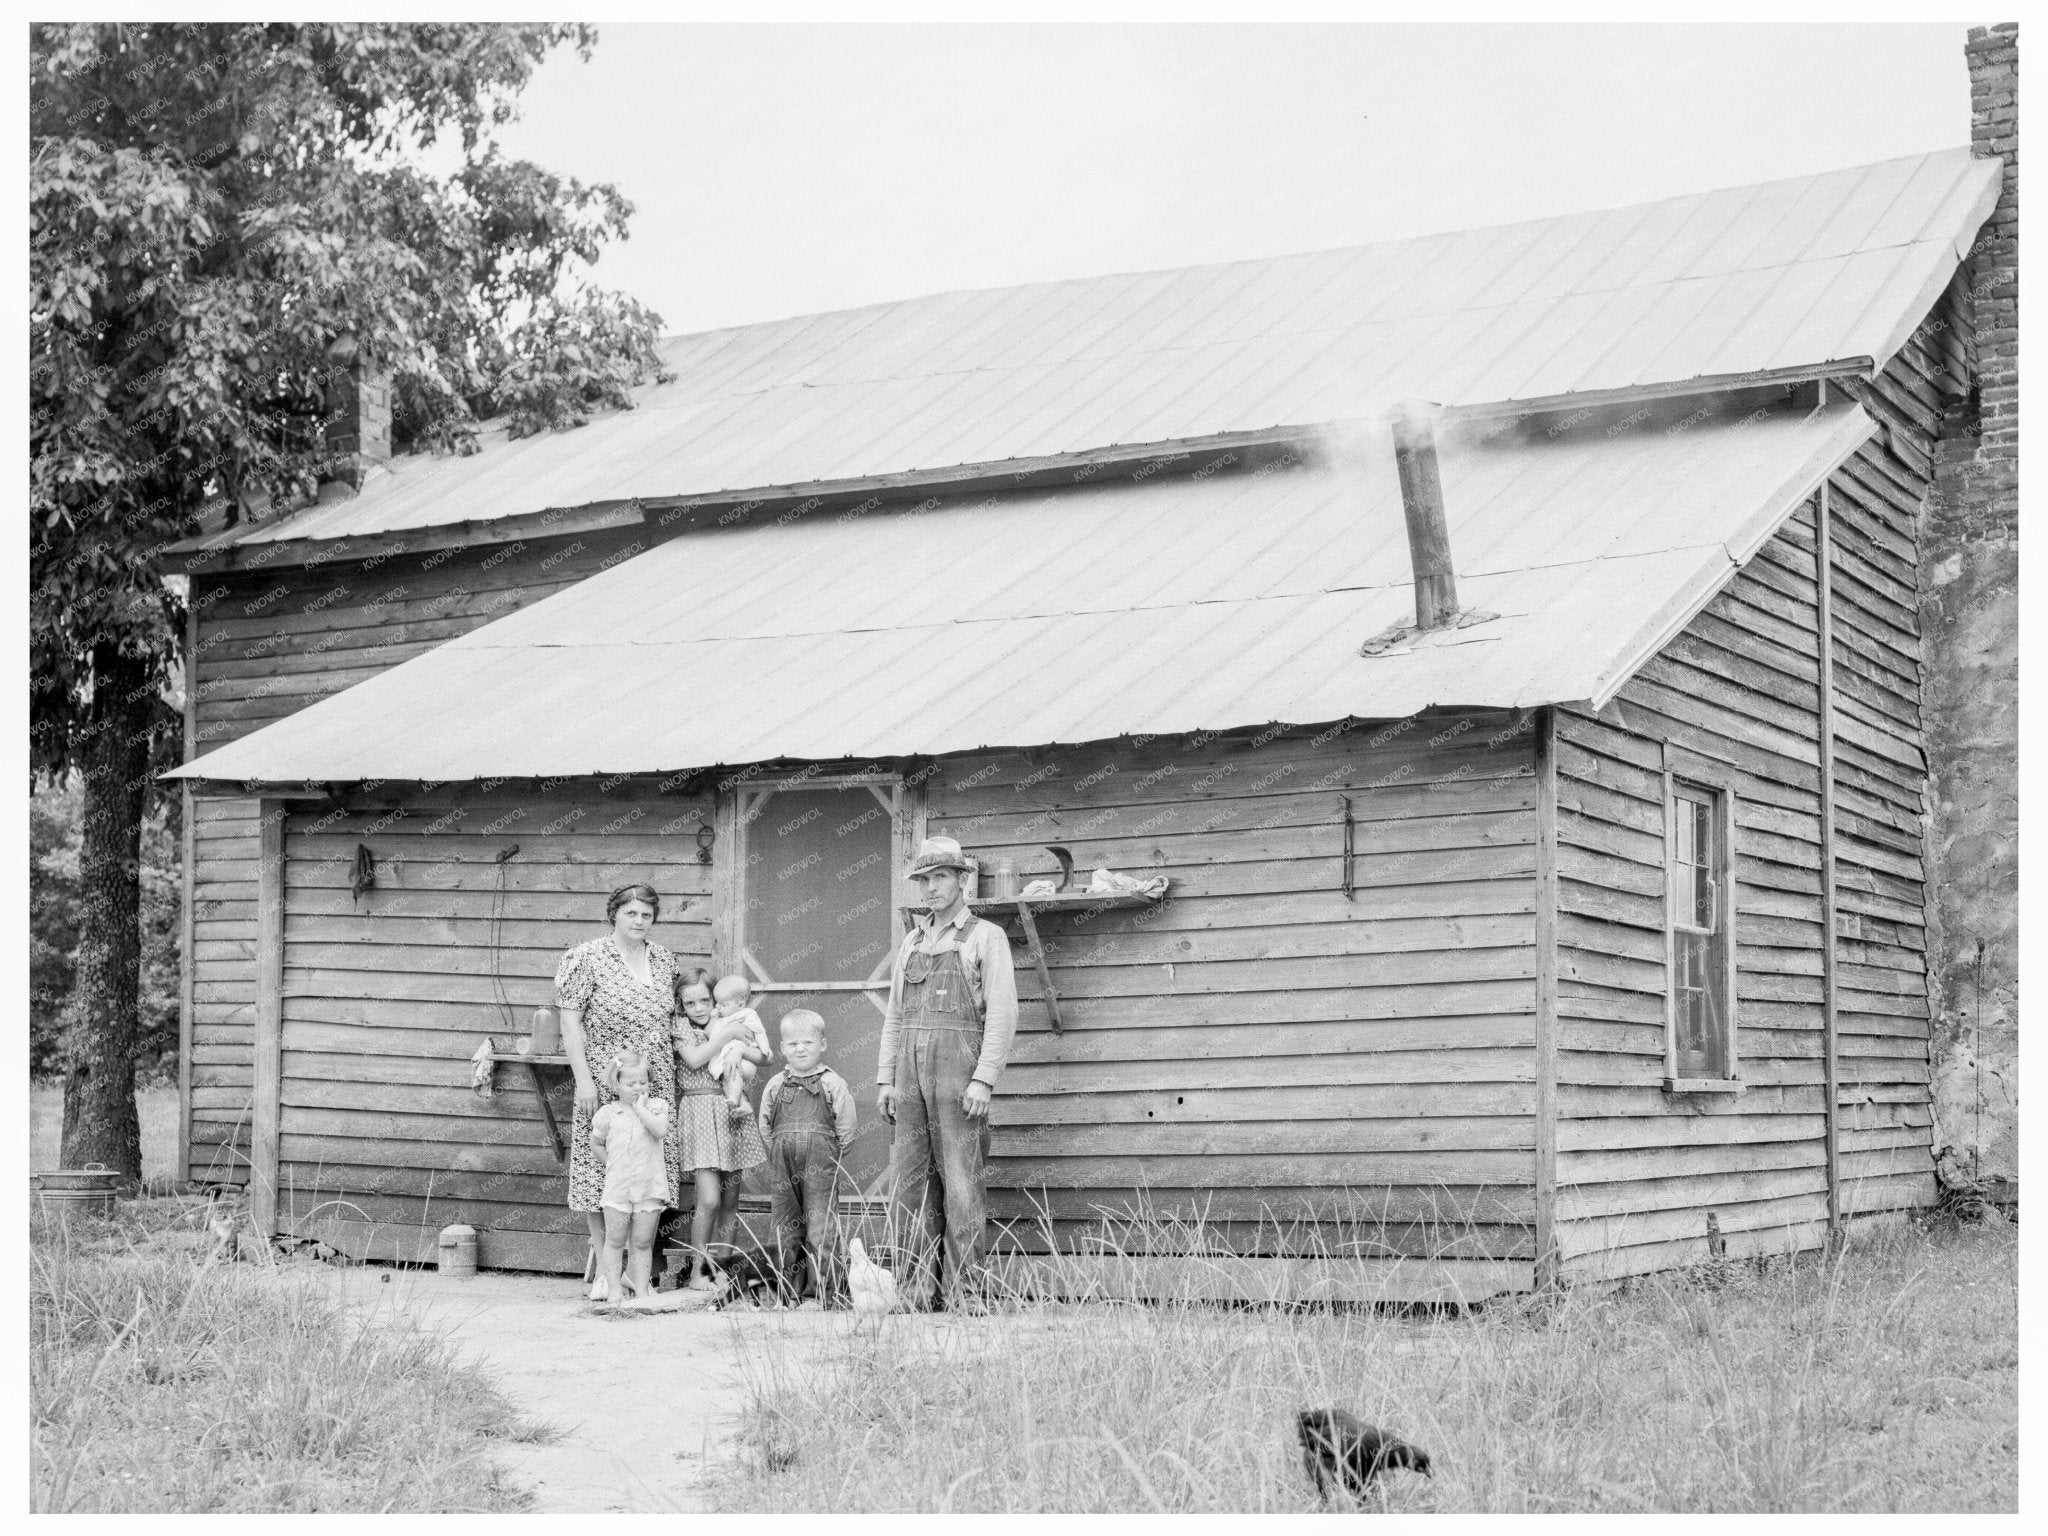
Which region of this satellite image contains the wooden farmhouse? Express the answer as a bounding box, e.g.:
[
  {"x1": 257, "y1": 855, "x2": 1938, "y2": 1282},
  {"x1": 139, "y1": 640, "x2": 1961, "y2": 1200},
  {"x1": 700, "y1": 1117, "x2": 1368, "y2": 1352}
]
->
[{"x1": 167, "y1": 149, "x2": 2000, "y2": 1298}]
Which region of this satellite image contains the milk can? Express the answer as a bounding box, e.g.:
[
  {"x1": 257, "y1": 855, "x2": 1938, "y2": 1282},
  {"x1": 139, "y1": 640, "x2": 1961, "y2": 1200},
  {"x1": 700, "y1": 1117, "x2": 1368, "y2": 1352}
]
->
[{"x1": 437, "y1": 1223, "x2": 479, "y2": 1278}]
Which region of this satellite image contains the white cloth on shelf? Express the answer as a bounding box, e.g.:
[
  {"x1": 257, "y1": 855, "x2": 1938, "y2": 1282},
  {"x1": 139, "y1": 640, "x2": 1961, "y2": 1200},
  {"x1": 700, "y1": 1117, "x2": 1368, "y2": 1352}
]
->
[
  {"x1": 469, "y1": 1038, "x2": 496, "y2": 1100},
  {"x1": 1087, "y1": 867, "x2": 1169, "y2": 898}
]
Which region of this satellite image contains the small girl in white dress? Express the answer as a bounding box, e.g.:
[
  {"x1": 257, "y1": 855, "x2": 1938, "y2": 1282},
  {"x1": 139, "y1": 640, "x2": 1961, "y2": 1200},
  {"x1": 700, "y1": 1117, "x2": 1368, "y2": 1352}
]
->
[{"x1": 590, "y1": 1049, "x2": 671, "y2": 1301}]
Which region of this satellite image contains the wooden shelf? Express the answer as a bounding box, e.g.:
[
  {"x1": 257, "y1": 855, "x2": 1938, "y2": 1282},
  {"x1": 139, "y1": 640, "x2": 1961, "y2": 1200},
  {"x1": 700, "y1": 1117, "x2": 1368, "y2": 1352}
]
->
[
  {"x1": 492, "y1": 1054, "x2": 574, "y2": 1163},
  {"x1": 968, "y1": 890, "x2": 1164, "y2": 917},
  {"x1": 892, "y1": 884, "x2": 1170, "y2": 1036}
]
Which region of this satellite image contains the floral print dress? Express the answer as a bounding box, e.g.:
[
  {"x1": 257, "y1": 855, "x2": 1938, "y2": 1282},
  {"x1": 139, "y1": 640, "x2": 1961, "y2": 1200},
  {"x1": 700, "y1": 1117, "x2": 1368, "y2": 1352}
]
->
[
  {"x1": 554, "y1": 935, "x2": 683, "y2": 1212},
  {"x1": 675, "y1": 1020, "x2": 769, "y2": 1175}
]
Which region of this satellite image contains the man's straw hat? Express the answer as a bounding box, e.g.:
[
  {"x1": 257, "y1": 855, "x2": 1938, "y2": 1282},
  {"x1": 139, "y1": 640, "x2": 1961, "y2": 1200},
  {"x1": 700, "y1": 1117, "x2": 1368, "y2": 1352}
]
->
[{"x1": 905, "y1": 835, "x2": 973, "y2": 879}]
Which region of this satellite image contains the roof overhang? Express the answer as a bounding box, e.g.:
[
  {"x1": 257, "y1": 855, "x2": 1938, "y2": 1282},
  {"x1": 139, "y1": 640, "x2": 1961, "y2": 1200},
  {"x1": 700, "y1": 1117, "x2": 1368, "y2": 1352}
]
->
[{"x1": 170, "y1": 393, "x2": 1877, "y2": 788}]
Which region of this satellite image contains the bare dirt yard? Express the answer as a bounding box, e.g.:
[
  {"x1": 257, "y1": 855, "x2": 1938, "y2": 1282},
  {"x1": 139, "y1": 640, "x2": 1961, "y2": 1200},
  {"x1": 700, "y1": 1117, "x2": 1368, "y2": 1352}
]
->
[
  {"x1": 314, "y1": 1267, "x2": 848, "y2": 1512},
  {"x1": 313, "y1": 1268, "x2": 1100, "y2": 1511}
]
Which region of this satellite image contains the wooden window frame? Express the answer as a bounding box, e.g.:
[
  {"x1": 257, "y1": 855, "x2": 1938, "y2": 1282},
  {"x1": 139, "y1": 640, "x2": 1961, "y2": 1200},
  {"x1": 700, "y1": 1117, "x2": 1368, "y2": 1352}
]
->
[{"x1": 1660, "y1": 747, "x2": 1741, "y2": 1095}]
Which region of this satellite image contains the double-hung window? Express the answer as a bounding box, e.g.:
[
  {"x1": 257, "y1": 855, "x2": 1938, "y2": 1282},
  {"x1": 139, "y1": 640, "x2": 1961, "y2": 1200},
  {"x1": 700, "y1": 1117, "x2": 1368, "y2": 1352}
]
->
[{"x1": 1663, "y1": 759, "x2": 1738, "y2": 1091}]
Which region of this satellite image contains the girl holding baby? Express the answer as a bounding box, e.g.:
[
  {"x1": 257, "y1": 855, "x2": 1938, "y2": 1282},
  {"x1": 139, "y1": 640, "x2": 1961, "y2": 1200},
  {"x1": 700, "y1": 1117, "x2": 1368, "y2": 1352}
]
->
[{"x1": 671, "y1": 966, "x2": 770, "y2": 1290}]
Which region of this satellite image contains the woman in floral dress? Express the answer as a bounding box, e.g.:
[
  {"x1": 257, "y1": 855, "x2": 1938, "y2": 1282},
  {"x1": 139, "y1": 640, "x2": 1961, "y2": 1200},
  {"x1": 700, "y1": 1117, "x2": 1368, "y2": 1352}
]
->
[{"x1": 555, "y1": 884, "x2": 683, "y2": 1294}]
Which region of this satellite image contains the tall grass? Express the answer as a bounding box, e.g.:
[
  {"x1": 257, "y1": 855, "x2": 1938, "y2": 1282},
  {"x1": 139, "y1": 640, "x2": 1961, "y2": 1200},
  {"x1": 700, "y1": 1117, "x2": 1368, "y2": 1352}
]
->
[
  {"x1": 710, "y1": 1212, "x2": 2016, "y2": 1513},
  {"x1": 29, "y1": 1200, "x2": 544, "y2": 1512}
]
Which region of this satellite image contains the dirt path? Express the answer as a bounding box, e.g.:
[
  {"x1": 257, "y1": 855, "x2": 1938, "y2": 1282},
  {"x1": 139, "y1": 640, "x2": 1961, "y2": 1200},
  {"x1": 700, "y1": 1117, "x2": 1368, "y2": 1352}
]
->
[{"x1": 322, "y1": 1268, "x2": 843, "y2": 1512}]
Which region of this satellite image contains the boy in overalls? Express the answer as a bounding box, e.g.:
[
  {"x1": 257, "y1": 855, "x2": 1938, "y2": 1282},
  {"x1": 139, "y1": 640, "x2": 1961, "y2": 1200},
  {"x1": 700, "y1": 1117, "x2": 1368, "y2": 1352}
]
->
[
  {"x1": 876, "y1": 836, "x2": 1020, "y2": 1311},
  {"x1": 757, "y1": 1008, "x2": 858, "y2": 1307}
]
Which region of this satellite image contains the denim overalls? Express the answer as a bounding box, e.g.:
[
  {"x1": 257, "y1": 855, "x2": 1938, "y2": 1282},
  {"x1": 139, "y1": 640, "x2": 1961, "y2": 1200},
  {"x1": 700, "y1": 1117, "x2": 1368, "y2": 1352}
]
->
[
  {"x1": 890, "y1": 926, "x2": 993, "y2": 1305},
  {"x1": 765, "y1": 1072, "x2": 844, "y2": 1303}
]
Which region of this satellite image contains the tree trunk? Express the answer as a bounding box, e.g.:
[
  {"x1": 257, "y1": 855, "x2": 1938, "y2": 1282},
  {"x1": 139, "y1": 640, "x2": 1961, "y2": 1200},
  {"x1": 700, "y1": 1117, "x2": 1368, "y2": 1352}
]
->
[{"x1": 60, "y1": 643, "x2": 150, "y2": 1181}]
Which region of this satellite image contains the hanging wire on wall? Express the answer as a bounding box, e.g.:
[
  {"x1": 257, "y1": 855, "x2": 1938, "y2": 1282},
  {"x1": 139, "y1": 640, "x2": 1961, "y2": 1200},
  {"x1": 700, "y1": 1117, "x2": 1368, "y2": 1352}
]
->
[{"x1": 490, "y1": 844, "x2": 521, "y2": 1039}]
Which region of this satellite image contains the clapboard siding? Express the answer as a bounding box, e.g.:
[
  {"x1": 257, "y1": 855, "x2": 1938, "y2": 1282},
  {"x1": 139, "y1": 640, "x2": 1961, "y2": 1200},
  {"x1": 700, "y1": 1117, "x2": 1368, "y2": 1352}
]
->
[
  {"x1": 189, "y1": 526, "x2": 649, "y2": 749},
  {"x1": 1553, "y1": 353, "x2": 1942, "y2": 1280},
  {"x1": 240, "y1": 712, "x2": 1542, "y2": 1282},
  {"x1": 1827, "y1": 347, "x2": 1940, "y2": 1218},
  {"x1": 927, "y1": 711, "x2": 1542, "y2": 1265},
  {"x1": 1554, "y1": 505, "x2": 1836, "y2": 1279},
  {"x1": 182, "y1": 526, "x2": 650, "y2": 1183},
  {"x1": 186, "y1": 797, "x2": 261, "y2": 1181},
  {"x1": 270, "y1": 785, "x2": 713, "y2": 1240}
]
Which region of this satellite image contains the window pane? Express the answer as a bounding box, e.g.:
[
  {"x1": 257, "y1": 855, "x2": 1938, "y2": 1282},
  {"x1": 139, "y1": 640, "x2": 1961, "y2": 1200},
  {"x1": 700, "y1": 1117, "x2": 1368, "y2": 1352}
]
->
[
  {"x1": 1698, "y1": 958, "x2": 1727, "y2": 1076},
  {"x1": 1670, "y1": 784, "x2": 1730, "y2": 1079},
  {"x1": 1676, "y1": 935, "x2": 1711, "y2": 1069}
]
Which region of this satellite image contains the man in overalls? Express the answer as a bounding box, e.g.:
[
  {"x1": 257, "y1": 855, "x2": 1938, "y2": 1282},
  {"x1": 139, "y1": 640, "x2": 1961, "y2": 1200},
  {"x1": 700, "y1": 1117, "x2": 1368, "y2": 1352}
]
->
[{"x1": 876, "y1": 836, "x2": 1019, "y2": 1310}]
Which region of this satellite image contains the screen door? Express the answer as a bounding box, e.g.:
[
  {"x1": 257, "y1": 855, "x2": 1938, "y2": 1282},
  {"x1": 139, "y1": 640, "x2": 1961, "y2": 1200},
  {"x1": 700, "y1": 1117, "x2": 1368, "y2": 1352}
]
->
[{"x1": 731, "y1": 779, "x2": 903, "y2": 1197}]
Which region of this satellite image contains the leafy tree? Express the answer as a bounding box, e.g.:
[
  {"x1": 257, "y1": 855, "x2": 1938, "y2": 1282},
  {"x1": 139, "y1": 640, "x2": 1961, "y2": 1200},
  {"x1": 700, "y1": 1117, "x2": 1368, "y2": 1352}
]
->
[
  {"x1": 29, "y1": 785, "x2": 85, "y2": 1078},
  {"x1": 31, "y1": 23, "x2": 671, "y2": 1177},
  {"x1": 30, "y1": 779, "x2": 181, "y2": 1084}
]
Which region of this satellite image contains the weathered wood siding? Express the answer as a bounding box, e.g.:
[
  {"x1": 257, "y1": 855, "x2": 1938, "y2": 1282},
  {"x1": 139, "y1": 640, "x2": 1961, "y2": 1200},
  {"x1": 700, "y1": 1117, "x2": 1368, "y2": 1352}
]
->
[
  {"x1": 1552, "y1": 354, "x2": 1941, "y2": 1283},
  {"x1": 184, "y1": 525, "x2": 651, "y2": 1183},
  {"x1": 272, "y1": 779, "x2": 713, "y2": 1268},
  {"x1": 214, "y1": 711, "x2": 1542, "y2": 1289},
  {"x1": 924, "y1": 710, "x2": 1543, "y2": 1291},
  {"x1": 1552, "y1": 509, "x2": 1835, "y2": 1282},
  {"x1": 1825, "y1": 347, "x2": 1943, "y2": 1217}
]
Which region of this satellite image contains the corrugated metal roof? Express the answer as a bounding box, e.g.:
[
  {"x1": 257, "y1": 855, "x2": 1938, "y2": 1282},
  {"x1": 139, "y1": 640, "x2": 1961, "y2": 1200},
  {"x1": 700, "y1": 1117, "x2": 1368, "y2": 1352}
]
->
[
  {"x1": 186, "y1": 148, "x2": 1993, "y2": 554},
  {"x1": 170, "y1": 396, "x2": 1875, "y2": 784}
]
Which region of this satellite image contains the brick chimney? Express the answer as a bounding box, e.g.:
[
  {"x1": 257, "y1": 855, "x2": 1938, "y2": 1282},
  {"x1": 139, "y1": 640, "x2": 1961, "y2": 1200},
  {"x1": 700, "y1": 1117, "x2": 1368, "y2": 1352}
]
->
[
  {"x1": 320, "y1": 344, "x2": 393, "y2": 496},
  {"x1": 1967, "y1": 25, "x2": 2018, "y2": 466},
  {"x1": 1919, "y1": 23, "x2": 2018, "y2": 1200}
]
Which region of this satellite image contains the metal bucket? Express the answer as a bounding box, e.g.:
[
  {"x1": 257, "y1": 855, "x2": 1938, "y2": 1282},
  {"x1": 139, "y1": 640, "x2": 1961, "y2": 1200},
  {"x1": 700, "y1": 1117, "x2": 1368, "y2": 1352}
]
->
[
  {"x1": 437, "y1": 1223, "x2": 478, "y2": 1278},
  {"x1": 35, "y1": 1163, "x2": 118, "y2": 1217}
]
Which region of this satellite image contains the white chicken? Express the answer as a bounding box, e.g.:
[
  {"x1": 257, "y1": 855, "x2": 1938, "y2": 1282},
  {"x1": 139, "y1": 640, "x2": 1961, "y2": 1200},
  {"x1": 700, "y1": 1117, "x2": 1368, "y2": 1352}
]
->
[{"x1": 847, "y1": 1237, "x2": 896, "y2": 1317}]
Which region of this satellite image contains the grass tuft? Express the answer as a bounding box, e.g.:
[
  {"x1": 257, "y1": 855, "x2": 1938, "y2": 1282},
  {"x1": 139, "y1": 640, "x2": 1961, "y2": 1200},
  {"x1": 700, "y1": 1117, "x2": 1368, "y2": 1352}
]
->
[
  {"x1": 708, "y1": 1213, "x2": 2016, "y2": 1513},
  {"x1": 29, "y1": 1199, "x2": 539, "y2": 1512}
]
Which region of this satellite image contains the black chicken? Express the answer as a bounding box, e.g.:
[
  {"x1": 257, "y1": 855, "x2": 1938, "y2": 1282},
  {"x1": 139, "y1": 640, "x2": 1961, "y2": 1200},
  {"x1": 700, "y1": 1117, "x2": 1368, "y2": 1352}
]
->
[{"x1": 1297, "y1": 1408, "x2": 1433, "y2": 1502}]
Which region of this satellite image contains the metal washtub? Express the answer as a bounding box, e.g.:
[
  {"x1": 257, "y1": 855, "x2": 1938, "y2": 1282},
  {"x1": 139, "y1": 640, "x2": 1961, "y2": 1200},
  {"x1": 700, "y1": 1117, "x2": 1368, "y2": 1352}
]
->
[{"x1": 34, "y1": 1162, "x2": 119, "y2": 1216}]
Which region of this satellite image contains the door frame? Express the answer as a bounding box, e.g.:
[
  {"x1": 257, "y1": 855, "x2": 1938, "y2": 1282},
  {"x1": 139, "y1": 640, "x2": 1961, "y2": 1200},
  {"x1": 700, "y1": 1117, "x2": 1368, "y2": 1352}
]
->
[
  {"x1": 709, "y1": 769, "x2": 927, "y2": 1206},
  {"x1": 711, "y1": 769, "x2": 927, "y2": 974}
]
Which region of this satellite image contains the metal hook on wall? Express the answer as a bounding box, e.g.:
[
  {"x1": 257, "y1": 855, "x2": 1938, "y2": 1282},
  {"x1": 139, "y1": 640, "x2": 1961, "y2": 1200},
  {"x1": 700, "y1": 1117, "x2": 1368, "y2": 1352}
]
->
[{"x1": 350, "y1": 843, "x2": 376, "y2": 902}]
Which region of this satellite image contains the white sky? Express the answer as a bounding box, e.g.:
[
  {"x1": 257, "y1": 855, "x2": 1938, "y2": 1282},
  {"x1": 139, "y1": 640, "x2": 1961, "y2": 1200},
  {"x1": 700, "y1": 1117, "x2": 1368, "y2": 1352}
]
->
[{"x1": 474, "y1": 23, "x2": 1975, "y2": 338}]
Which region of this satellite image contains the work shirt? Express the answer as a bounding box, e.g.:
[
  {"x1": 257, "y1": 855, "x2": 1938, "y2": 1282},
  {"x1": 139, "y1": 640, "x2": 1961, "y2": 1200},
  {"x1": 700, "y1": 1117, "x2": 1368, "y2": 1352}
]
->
[
  {"x1": 876, "y1": 902, "x2": 1020, "y2": 1091},
  {"x1": 758, "y1": 1065, "x2": 859, "y2": 1153}
]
